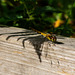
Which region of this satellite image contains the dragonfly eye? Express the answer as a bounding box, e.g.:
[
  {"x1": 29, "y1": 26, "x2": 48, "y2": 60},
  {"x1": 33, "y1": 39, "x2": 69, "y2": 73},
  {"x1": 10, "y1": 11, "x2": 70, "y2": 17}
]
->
[{"x1": 52, "y1": 36, "x2": 57, "y2": 42}]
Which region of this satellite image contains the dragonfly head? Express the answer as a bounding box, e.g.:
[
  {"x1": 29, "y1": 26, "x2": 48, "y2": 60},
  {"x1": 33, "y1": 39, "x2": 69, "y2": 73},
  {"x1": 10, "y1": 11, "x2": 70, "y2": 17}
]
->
[
  {"x1": 48, "y1": 34, "x2": 57, "y2": 42},
  {"x1": 51, "y1": 35, "x2": 57, "y2": 42}
]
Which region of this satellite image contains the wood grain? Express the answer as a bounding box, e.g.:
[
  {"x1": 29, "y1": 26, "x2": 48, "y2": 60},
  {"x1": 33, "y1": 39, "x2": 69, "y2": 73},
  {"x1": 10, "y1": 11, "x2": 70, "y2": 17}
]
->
[{"x1": 0, "y1": 27, "x2": 75, "y2": 75}]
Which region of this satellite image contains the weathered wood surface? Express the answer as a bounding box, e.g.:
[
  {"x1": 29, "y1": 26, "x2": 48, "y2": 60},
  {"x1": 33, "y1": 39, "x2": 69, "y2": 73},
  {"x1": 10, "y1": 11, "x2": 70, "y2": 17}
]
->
[{"x1": 0, "y1": 27, "x2": 75, "y2": 75}]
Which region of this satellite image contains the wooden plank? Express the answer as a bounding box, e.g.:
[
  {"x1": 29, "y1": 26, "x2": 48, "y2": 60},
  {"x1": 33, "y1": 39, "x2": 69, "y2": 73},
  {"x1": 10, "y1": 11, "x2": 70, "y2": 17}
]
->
[{"x1": 0, "y1": 27, "x2": 75, "y2": 75}]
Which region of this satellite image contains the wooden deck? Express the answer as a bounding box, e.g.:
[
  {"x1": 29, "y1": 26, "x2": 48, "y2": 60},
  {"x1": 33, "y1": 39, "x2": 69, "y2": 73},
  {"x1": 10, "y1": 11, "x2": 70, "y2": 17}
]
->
[{"x1": 0, "y1": 27, "x2": 75, "y2": 75}]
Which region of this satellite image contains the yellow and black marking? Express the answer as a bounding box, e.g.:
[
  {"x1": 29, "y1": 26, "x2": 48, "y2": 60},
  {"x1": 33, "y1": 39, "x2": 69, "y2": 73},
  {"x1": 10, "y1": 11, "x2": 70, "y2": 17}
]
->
[{"x1": 30, "y1": 27, "x2": 57, "y2": 42}]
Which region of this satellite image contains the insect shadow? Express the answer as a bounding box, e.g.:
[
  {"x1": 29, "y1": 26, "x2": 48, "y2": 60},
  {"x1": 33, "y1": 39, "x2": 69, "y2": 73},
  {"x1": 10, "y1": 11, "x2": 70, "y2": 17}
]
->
[
  {"x1": 54, "y1": 41, "x2": 64, "y2": 44},
  {"x1": 0, "y1": 29, "x2": 64, "y2": 62},
  {"x1": 0, "y1": 30, "x2": 50, "y2": 62}
]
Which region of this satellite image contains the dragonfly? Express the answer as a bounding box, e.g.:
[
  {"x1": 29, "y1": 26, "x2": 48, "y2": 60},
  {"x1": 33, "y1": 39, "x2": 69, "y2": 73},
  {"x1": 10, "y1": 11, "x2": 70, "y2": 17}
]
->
[{"x1": 30, "y1": 27, "x2": 57, "y2": 42}]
